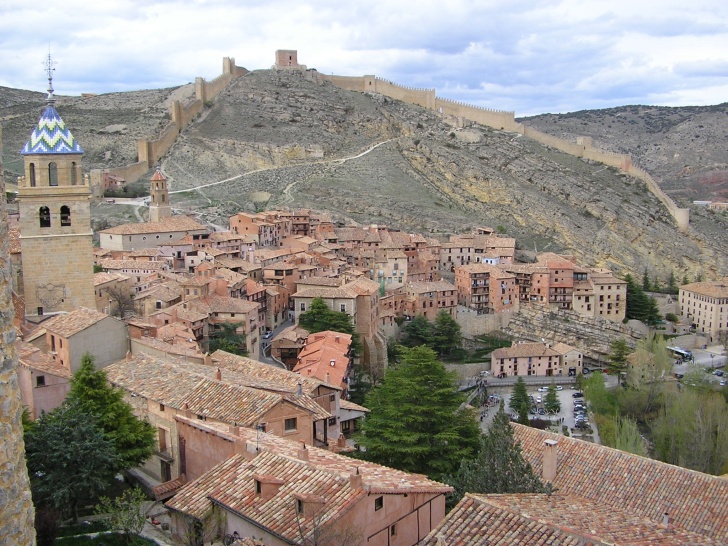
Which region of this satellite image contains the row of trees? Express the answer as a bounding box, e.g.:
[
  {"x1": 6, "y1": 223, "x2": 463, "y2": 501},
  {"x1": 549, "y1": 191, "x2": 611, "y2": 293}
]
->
[{"x1": 400, "y1": 312, "x2": 463, "y2": 357}]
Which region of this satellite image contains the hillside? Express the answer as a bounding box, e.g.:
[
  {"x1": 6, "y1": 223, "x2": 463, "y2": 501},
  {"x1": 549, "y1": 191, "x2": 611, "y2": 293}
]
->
[{"x1": 2, "y1": 71, "x2": 727, "y2": 280}]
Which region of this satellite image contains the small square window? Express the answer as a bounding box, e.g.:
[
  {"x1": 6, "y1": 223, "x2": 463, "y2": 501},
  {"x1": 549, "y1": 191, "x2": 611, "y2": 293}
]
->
[
  {"x1": 329, "y1": 394, "x2": 336, "y2": 402},
  {"x1": 328, "y1": 417, "x2": 337, "y2": 426},
  {"x1": 374, "y1": 496, "x2": 383, "y2": 511},
  {"x1": 36, "y1": 375, "x2": 46, "y2": 387},
  {"x1": 285, "y1": 418, "x2": 297, "y2": 432}
]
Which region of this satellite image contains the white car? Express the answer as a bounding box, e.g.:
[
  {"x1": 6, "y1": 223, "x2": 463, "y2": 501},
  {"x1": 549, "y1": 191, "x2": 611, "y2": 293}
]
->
[
  {"x1": 556, "y1": 386, "x2": 564, "y2": 391},
  {"x1": 537, "y1": 387, "x2": 549, "y2": 392},
  {"x1": 263, "y1": 331, "x2": 273, "y2": 340}
]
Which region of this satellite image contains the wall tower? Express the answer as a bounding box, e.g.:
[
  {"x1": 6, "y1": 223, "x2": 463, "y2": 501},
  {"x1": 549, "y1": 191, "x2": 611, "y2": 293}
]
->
[
  {"x1": 17, "y1": 55, "x2": 95, "y2": 317},
  {"x1": 148, "y1": 168, "x2": 171, "y2": 222}
]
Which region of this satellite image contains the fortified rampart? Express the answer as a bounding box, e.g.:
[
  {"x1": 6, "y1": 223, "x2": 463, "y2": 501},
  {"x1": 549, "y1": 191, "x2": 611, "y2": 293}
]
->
[
  {"x1": 0, "y1": 130, "x2": 36, "y2": 544},
  {"x1": 92, "y1": 57, "x2": 247, "y2": 187},
  {"x1": 319, "y1": 63, "x2": 689, "y2": 230}
]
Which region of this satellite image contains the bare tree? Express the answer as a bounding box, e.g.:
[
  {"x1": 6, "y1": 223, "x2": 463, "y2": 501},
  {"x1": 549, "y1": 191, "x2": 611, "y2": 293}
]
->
[
  {"x1": 293, "y1": 500, "x2": 360, "y2": 546},
  {"x1": 178, "y1": 506, "x2": 225, "y2": 546},
  {"x1": 106, "y1": 285, "x2": 136, "y2": 319}
]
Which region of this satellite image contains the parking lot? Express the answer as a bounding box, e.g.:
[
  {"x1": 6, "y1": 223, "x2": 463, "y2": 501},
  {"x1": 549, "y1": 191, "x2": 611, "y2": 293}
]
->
[{"x1": 475, "y1": 382, "x2": 598, "y2": 438}]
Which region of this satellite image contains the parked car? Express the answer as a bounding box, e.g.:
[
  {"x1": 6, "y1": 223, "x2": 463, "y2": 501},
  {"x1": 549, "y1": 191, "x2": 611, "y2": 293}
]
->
[
  {"x1": 537, "y1": 386, "x2": 549, "y2": 392},
  {"x1": 582, "y1": 367, "x2": 591, "y2": 374},
  {"x1": 537, "y1": 408, "x2": 546, "y2": 416},
  {"x1": 572, "y1": 392, "x2": 584, "y2": 398},
  {"x1": 556, "y1": 385, "x2": 564, "y2": 390},
  {"x1": 720, "y1": 380, "x2": 727, "y2": 386},
  {"x1": 713, "y1": 370, "x2": 724, "y2": 377},
  {"x1": 263, "y1": 331, "x2": 273, "y2": 340}
]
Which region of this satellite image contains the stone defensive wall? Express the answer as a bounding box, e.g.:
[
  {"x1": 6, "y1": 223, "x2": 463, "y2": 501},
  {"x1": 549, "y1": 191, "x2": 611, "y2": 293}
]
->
[
  {"x1": 321, "y1": 69, "x2": 689, "y2": 229},
  {"x1": 96, "y1": 57, "x2": 247, "y2": 186}
]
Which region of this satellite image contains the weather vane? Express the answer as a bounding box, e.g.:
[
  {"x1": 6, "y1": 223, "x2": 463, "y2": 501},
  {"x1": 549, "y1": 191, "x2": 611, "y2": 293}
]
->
[{"x1": 43, "y1": 48, "x2": 56, "y2": 104}]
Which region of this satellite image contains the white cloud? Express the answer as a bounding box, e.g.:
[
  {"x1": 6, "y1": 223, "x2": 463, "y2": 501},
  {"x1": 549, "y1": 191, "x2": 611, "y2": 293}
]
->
[{"x1": 1, "y1": 0, "x2": 727, "y2": 114}]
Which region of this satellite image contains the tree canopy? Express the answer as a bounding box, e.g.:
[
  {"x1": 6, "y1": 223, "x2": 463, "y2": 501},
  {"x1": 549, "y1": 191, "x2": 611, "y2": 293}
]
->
[
  {"x1": 447, "y1": 402, "x2": 546, "y2": 506},
  {"x1": 509, "y1": 377, "x2": 530, "y2": 425},
  {"x1": 543, "y1": 384, "x2": 561, "y2": 414},
  {"x1": 607, "y1": 338, "x2": 631, "y2": 377},
  {"x1": 354, "y1": 345, "x2": 480, "y2": 480},
  {"x1": 402, "y1": 311, "x2": 462, "y2": 357},
  {"x1": 299, "y1": 297, "x2": 361, "y2": 356},
  {"x1": 208, "y1": 322, "x2": 248, "y2": 356},
  {"x1": 67, "y1": 353, "x2": 155, "y2": 471},
  {"x1": 624, "y1": 274, "x2": 661, "y2": 326},
  {"x1": 24, "y1": 404, "x2": 119, "y2": 521}
]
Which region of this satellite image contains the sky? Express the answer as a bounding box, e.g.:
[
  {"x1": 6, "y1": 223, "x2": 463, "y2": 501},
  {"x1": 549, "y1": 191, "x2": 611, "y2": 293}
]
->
[{"x1": 1, "y1": 0, "x2": 727, "y2": 116}]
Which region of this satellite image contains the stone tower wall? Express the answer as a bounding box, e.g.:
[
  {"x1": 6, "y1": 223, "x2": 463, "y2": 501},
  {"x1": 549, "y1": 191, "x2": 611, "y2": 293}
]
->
[{"x1": 0, "y1": 128, "x2": 37, "y2": 544}]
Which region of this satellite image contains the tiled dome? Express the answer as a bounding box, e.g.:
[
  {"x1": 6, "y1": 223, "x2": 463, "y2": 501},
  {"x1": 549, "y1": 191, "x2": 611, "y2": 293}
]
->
[{"x1": 21, "y1": 105, "x2": 84, "y2": 155}]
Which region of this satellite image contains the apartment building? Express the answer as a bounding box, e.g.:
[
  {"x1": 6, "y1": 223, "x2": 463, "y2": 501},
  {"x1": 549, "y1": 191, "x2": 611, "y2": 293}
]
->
[{"x1": 679, "y1": 278, "x2": 728, "y2": 340}]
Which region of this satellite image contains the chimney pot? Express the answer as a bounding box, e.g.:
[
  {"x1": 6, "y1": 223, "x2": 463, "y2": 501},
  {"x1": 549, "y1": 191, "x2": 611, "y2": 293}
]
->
[
  {"x1": 125, "y1": 350, "x2": 132, "y2": 361},
  {"x1": 215, "y1": 367, "x2": 222, "y2": 380},
  {"x1": 297, "y1": 381, "x2": 303, "y2": 395},
  {"x1": 349, "y1": 468, "x2": 363, "y2": 490},
  {"x1": 542, "y1": 439, "x2": 558, "y2": 482},
  {"x1": 663, "y1": 512, "x2": 669, "y2": 526},
  {"x1": 298, "y1": 442, "x2": 309, "y2": 461}
]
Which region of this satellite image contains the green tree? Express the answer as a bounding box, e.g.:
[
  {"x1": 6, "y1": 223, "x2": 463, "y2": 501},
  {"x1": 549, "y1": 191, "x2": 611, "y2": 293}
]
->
[
  {"x1": 583, "y1": 373, "x2": 617, "y2": 417},
  {"x1": 667, "y1": 270, "x2": 678, "y2": 295},
  {"x1": 682, "y1": 275, "x2": 690, "y2": 285},
  {"x1": 354, "y1": 346, "x2": 480, "y2": 480},
  {"x1": 607, "y1": 338, "x2": 631, "y2": 378},
  {"x1": 25, "y1": 404, "x2": 119, "y2": 522},
  {"x1": 544, "y1": 384, "x2": 561, "y2": 414},
  {"x1": 209, "y1": 322, "x2": 248, "y2": 356},
  {"x1": 624, "y1": 274, "x2": 661, "y2": 325},
  {"x1": 509, "y1": 377, "x2": 530, "y2": 425},
  {"x1": 402, "y1": 315, "x2": 433, "y2": 348},
  {"x1": 432, "y1": 310, "x2": 462, "y2": 356},
  {"x1": 447, "y1": 402, "x2": 546, "y2": 506},
  {"x1": 665, "y1": 313, "x2": 679, "y2": 323},
  {"x1": 652, "y1": 390, "x2": 728, "y2": 475},
  {"x1": 299, "y1": 297, "x2": 361, "y2": 356},
  {"x1": 614, "y1": 416, "x2": 647, "y2": 456},
  {"x1": 641, "y1": 269, "x2": 651, "y2": 291},
  {"x1": 67, "y1": 354, "x2": 155, "y2": 471},
  {"x1": 95, "y1": 487, "x2": 148, "y2": 544}
]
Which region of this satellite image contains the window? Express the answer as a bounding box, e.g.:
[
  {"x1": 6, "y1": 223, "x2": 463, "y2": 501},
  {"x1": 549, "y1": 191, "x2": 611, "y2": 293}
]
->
[
  {"x1": 374, "y1": 496, "x2": 383, "y2": 511},
  {"x1": 296, "y1": 499, "x2": 304, "y2": 514},
  {"x1": 36, "y1": 375, "x2": 45, "y2": 387},
  {"x1": 328, "y1": 417, "x2": 337, "y2": 426},
  {"x1": 300, "y1": 303, "x2": 306, "y2": 311},
  {"x1": 29, "y1": 163, "x2": 36, "y2": 187},
  {"x1": 70, "y1": 162, "x2": 77, "y2": 185},
  {"x1": 256, "y1": 480, "x2": 262, "y2": 495},
  {"x1": 60, "y1": 205, "x2": 71, "y2": 226},
  {"x1": 329, "y1": 394, "x2": 336, "y2": 402},
  {"x1": 48, "y1": 162, "x2": 58, "y2": 186},
  {"x1": 391, "y1": 525, "x2": 397, "y2": 537},
  {"x1": 340, "y1": 304, "x2": 346, "y2": 312},
  {"x1": 159, "y1": 404, "x2": 165, "y2": 412},
  {"x1": 285, "y1": 417, "x2": 297, "y2": 431},
  {"x1": 39, "y1": 206, "x2": 51, "y2": 228}
]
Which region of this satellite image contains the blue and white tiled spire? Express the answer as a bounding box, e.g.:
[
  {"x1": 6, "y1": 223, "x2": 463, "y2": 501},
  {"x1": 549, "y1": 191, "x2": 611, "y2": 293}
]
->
[{"x1": 21, "y1": 53, "x2": 84, "y2": 155}]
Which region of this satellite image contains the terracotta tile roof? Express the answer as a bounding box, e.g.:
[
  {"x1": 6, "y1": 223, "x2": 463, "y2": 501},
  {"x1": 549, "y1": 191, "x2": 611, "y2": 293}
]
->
[
  {"x1": 513, "y1": 424, "x2": 728, "y2": 543},
  {"x1": 127, "y1": 247, "x2": 164, "y2": 257},
  {"x1": 406, "y1": 280, "x2": 457, "y2": 294},
  {"x1": 94, "y1": 272, "x2": 130, "y2": 286},
  {"x1": 492, "y1": 342, "x2": 562, "y2": 359},
  {"x1": 105, "y1": 354, "x2": 287, "y2": 426},
  {"x1": 339, "y1": 399, "x2": 369, "y2": 413},
  {"x1": 294, "y1": 286, "x2": 357, "y2": 299},
  {"x1": 101, "y1": 215, "x2": 207, "y2": 235},
  {"x1": 294, "y1": 331, "x2": 351, "y2": 389},
  {"x1": 131, "y1": 336, "x2": 204, "y2": 360},
  {"x1": 295, "y1": 277, "x2": 344, "y2": 287},
  {"x1": 41, "y1": 307, "x2": 110, "y2": 338},
  {"x1": 210, "y1": 350, "x2": 336, "y2": 394},
  {"x1": 100, "y1": 259, "x2": 169, "y2": 272},
  {"x1": 166, "y1": 424, "x2": 451, "y2": 536},
  {"x1": 206, "y1": 295, "x2": 259, "y2": 315},
  {"x1": 17, "y1": 341, "x2": 72, "y2": 378},
  {"x1": 134, "y1": 282, "x2": 182, "y2": 303},
  {"x1": 152, "y1": 475, "x2": 186, "y2": 501},
  {"x1": 680, "y1": 279, "x2": 728, "y2": 299}
]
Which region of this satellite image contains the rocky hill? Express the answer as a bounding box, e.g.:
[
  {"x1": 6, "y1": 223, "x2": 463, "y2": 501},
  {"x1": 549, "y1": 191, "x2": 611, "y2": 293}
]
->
[{"x1": 2, "y1": 71, "x2": 727, "y2": 280}]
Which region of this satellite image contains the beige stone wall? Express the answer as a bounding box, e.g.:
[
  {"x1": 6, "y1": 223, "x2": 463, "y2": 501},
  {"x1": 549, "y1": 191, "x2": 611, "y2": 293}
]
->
[{"x1": 0, "y1": 130, "x2": 36, "y2": 544}]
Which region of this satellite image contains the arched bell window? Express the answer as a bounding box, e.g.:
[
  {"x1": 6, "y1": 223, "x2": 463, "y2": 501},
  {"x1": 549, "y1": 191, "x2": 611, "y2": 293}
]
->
[
  {"x1": 39, "y1": 206, "x2": 51, "y2": 228},
  {"x1": 61, "y1": 205, "x2": 71, "y2": 226}
]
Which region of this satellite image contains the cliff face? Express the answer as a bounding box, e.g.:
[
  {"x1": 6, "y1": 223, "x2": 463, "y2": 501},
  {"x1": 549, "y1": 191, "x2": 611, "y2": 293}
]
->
[{"x1": 2, "y1": 71, "x2": 727, "y2": 280}]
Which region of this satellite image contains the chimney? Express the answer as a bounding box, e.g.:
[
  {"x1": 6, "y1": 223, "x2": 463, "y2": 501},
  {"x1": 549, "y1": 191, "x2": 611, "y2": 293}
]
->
[
  {"x1": 183, "y1": 403, "x2": 192, "y2": 419},
  {"x1": 203, "y1": 352, "x2": 212, "y2": 366},
  {"x1": 542, "y1": 439, "x2": 558, "y2": 482},
  {"x1": 297, "y1": 442, "x2": 309, "y2": 461},
  {"x1": 349, "y1": 467, "x2": 362, "y2": 490},
  {"x1": 662, "y1": 512, "x2": 670, "y2": 526},
  {"x1": 125, "y1": 350, "x2": 132, "y2": 361},
  {"x1": 297, "y1": 381, "x2": 303, "y2": 395},
  {"x1": 335, "y1": 335, "x2": 340, "y2": 343},
  {"x1": 228, "y1": 423, "x2": 239, "y2": 436},
  {"x1": 337, "y1": 433, "x2": 346, "y2": 448},
  {"x1": 326, "y1": 373, "x2": 331, "y2": 384},
  {"x1": 215, "y1": 368, "x2": 222, "y2": 381}
]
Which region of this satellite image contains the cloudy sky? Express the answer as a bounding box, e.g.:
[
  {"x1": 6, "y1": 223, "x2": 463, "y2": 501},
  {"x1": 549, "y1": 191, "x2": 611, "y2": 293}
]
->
[{"x1": 2, "y1": 0, "x2": 727, "y2": 116}]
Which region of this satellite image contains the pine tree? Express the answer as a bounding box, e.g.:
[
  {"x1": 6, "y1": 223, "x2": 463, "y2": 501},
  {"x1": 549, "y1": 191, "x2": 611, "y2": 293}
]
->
[
  {"x1": 509, "y1": 377, "x2": 530, "y2": 425},
  {"x1": 641, "y1": 269, "x2": 651, "y2": 291},
  {"x1": 402, "y1": 315, "x2": 434, "y2": 348},
  {"x1": 67, "y1": 353, "x2": 155, "y2": 471},
  {"x1": 353, "y1": 346, "x2": 480, "y2": 480},
  {"x1": 447, "y1": 402, "x2": 546, "y2": 506},
  {"x1": 25, "y1": 404, "x2": 119, "y2": 522},
  {"x1": 608, "y1": 338, "x2": 630, "y2": 377},
  {"x1": 432, "y1": 310, "x2": 462, "y2": 356},
  {"x1": 299, "y1": 297, "x2": 361, "y2": 356},
  {"x1": 544, "y1": 384, "x2": 561, "y2": 414}
]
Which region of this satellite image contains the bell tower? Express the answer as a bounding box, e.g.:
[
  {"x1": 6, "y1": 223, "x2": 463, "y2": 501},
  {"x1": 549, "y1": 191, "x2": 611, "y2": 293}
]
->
[
  {"x1": 17, "y1": 54, "x2": 95, "y2": 317},
  {"x1": 148, "y1": 168, "x2": 171, "y2": 222}
]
